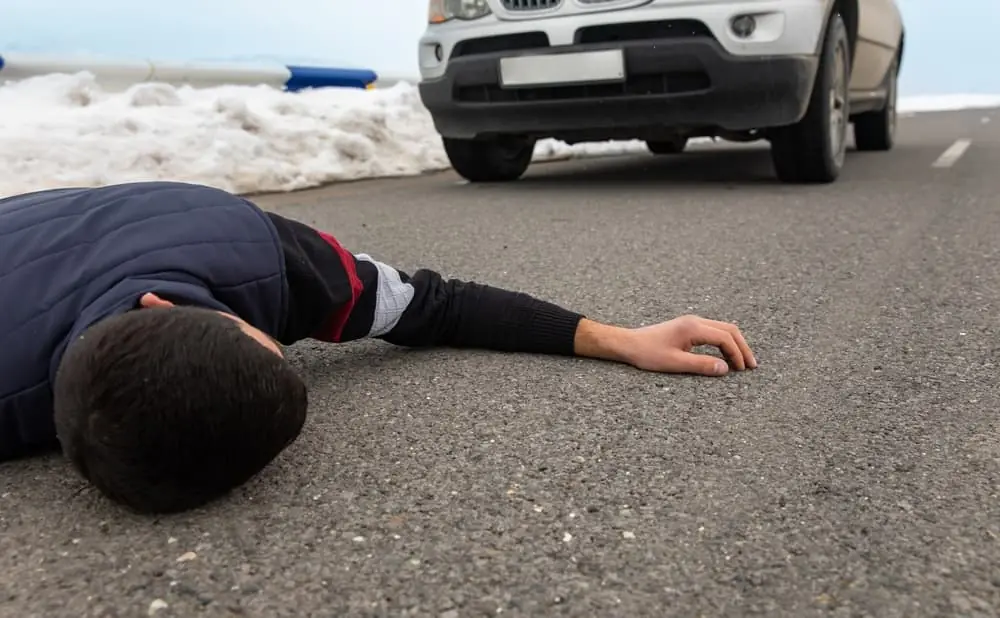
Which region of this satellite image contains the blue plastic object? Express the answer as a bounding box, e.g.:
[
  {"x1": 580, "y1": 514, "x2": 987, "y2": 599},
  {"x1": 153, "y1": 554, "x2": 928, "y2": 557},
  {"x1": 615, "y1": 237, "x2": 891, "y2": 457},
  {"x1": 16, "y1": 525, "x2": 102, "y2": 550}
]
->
[{"x1": 284, "y1": 66, "x2": 377, "y2": 91}]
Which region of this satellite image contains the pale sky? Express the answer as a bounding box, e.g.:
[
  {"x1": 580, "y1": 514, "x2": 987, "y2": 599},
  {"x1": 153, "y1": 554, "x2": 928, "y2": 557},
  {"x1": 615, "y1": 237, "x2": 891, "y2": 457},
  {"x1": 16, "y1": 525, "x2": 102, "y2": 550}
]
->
[{"x1": 0, "y1": 0, "x2": 995, "y2": 95}]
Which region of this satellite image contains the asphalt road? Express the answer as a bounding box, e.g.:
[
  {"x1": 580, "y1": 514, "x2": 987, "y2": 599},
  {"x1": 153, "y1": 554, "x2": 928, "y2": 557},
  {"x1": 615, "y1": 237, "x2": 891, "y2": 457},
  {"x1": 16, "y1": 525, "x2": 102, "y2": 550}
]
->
[{"x1": 3, "y1": 107, "x2": 999, "y2": 618}]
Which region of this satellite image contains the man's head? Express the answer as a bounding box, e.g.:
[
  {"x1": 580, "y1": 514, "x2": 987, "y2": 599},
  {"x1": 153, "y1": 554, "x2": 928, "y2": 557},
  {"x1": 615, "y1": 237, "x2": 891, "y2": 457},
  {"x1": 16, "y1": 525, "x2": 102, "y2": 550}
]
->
[{"x1": 53, "y1": 294, "x2": 308, "y2": 514}]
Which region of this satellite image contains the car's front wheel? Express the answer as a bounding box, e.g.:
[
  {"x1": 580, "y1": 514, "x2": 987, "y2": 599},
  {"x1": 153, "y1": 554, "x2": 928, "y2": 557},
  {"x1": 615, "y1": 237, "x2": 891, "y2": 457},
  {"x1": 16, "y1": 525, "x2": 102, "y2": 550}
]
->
[
  {"x1": 769, "y1": 13, "x2": 851, "y2": 184},
  {"x1": 442, "y1": 136, "x2": 536, "y2": 183},
  {"x1": 853, "y1": 55, "x2": 899, "y2": 152}
]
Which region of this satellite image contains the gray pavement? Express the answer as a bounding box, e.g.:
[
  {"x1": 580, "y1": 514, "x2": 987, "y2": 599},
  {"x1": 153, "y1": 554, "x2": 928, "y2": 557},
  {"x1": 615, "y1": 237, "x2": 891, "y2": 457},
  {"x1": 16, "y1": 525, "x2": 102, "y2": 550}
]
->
[{"x1": 3, "y1": 107, "x2": 999, "y2": 618}]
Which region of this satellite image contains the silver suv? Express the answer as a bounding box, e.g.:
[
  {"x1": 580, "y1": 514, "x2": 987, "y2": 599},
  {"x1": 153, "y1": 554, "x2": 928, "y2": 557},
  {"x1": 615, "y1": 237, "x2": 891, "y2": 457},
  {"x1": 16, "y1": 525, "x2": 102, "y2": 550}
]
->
[{"x1": 417, "y1": 0, "x2": 905, "y2": 184}]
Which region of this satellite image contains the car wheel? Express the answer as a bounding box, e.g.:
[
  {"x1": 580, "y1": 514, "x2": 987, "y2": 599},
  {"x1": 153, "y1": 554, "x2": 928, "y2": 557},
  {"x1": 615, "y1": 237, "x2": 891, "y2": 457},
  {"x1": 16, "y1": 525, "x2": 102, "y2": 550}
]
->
[
  {"x1": 646, "y1": 137, "x2": 688, "y2": 155},
  {"x1": 770, "y1": 13, "x2": 851, "y2": 184},
  {"x1": 442, "y1": 136, "x2": 536, "y2": 183},
  {"x1": 853, "y1": 55, "x2": 899, "y2": 152}
]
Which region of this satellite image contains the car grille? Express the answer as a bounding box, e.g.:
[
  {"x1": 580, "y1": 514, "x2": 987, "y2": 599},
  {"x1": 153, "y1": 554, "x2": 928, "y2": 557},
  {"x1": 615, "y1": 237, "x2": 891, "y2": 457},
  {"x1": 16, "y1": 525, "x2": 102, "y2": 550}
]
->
[
  {"x1": 455, "y1": 71, "x2": 711, "y2": 103},
  {"x1": 501, "y1": 0, "x2": 562, "y2": 11},
  {"x1": 576, "y1": 19, "x2": 713, "y2": 44},
  {"x1": 451, "y1": 32, "x2": 550, "y2": 59}
]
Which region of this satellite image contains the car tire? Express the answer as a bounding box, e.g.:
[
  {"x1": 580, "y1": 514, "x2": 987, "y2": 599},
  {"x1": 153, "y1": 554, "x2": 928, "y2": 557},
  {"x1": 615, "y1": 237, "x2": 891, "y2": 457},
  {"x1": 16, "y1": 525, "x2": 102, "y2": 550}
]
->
[
  {"x1": 770, "y1": 13, "x2": 851, "y2": 184},
  {"x1": 853, "y1": 55, "x2": 899, "y2": 152},
  {"x1": 442, "y1": 136, "x2": 536, "y2": 183},
  {"x1": 646, "y1": 137, "x2": 688, "y2": 155}
]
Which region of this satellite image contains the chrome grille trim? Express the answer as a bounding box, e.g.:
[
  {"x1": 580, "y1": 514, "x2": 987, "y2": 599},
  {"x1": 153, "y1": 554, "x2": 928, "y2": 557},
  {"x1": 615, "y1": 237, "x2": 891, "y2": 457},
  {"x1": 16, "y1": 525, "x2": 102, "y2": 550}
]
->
[{"x1": 500, "y1": 0, "x2": 563, "y2": 11}]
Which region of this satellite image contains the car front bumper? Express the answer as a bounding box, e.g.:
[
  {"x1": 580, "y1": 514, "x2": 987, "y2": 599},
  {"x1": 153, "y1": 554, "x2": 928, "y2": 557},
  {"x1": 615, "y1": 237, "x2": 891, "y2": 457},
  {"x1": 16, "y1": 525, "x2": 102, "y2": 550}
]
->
[{"x1": 418, "y1": 36, "x2": 818, "y2": 140}]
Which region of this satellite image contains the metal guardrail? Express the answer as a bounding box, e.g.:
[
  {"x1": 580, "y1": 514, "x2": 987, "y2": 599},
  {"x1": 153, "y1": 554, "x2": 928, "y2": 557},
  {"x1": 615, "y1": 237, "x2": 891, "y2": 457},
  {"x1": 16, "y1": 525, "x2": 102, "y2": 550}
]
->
[{"x1": 0, "y1": 52, "x2": 379, "y2": 91}]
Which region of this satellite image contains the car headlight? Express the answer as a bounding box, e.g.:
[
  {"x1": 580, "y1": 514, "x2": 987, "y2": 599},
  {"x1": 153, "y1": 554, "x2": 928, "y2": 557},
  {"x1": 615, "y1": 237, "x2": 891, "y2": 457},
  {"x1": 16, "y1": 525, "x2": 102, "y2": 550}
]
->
[{"x1": 428, "y1": 0, "x2": 492, "y2": 23}]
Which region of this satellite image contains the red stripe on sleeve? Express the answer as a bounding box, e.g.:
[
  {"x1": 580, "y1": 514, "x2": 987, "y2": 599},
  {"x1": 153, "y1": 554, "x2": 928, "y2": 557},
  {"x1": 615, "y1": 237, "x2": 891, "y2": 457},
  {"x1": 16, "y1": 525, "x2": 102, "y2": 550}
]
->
[{"x1": 316, "y1": 230, "x2": 363, "y2": 342}]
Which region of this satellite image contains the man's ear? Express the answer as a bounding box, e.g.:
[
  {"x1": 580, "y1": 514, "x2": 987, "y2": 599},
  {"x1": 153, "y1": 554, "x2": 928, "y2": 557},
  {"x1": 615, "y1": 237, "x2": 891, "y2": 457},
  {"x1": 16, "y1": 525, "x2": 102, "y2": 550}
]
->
[{"x1": 139, "y1": 293, "x2": 175, "y2": 309}]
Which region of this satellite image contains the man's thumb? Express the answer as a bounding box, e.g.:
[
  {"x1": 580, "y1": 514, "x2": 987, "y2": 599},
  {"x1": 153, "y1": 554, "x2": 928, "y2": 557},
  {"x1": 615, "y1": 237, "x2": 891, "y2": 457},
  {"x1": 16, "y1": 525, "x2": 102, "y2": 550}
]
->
[{"x1": 673, "y1": 352, "x2": 729, "y2": 376}]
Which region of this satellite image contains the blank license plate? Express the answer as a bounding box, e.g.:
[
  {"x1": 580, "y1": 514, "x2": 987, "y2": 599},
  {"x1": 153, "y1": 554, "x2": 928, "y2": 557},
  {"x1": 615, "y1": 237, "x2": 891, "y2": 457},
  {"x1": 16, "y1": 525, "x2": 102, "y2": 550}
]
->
[{"x1": 499, "y1": 49, "x2": 625, "y2": 88}]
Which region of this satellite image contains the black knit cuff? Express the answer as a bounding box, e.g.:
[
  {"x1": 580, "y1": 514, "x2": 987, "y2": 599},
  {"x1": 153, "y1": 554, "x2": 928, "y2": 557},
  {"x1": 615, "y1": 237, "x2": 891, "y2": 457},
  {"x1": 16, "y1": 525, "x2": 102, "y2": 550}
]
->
[{"x1": 513, "y1": 299, "x2": 584, "y2": 356}]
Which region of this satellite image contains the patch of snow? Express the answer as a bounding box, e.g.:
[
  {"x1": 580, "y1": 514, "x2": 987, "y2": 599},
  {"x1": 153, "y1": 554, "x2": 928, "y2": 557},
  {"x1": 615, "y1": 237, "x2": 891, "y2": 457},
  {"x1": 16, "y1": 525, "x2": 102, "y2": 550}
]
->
[{"x1": 0, "y1": 72, "x2": 996, "y2": 199}]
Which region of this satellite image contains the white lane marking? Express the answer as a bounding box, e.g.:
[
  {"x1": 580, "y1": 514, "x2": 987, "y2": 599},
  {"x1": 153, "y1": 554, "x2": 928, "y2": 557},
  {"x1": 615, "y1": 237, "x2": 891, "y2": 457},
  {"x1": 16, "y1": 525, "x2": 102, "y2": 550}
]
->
[{"x1": 932, "y1": 139, "x2": 972, "y2": 168}]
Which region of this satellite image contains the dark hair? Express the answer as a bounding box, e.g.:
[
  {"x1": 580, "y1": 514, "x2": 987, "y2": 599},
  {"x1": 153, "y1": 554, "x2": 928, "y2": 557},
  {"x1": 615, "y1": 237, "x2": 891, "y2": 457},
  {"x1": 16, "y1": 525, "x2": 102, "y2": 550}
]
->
[{"x1": 53, "y1": 305, "x2": 308, "y2": 514}]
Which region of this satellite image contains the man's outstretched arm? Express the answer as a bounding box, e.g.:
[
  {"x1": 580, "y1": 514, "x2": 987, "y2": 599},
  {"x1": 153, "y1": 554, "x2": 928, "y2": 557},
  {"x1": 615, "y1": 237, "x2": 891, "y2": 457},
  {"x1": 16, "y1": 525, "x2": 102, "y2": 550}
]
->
[
  {"x1": 377, "y1": 269, "x2": 757, "y2": 376},
  {"x1": 267, "y1": 212, "x2": 756, "y2": 376}
]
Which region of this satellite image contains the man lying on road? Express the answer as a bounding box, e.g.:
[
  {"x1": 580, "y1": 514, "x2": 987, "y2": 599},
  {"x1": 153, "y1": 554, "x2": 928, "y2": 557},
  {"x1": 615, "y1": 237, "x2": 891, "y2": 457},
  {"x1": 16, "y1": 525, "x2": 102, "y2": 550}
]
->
[{"x1": 0, "y1": 181, "x2": 757, "y2": 514}]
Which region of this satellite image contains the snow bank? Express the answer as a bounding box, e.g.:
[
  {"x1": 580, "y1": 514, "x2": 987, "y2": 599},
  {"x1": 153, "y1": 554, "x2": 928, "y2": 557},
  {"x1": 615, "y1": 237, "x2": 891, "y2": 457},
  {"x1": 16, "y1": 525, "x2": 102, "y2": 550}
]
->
[
  {"x1": 0, "y1": 73, "x2": 454, "y2": 198},
  {"x1": 0, "y1": 72, "x2": 997, "y2": 199},
  {"x1": 0, "y1": 72, "x2": 649, "y2": 198}
]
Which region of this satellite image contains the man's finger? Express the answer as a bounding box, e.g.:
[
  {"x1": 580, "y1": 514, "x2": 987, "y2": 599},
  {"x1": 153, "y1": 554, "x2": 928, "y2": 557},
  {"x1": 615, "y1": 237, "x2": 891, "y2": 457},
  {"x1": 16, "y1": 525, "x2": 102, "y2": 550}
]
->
[
  {"x1": 702, "y1": 318, "x2": 757, "y2": 369},
  {"x1": 689, "y1": 324, "x2": 746, "y2": 371}
]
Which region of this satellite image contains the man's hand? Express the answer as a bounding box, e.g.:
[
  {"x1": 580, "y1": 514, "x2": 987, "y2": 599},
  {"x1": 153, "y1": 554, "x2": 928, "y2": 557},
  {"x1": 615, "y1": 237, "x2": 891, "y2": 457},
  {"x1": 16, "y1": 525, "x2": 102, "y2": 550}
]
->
[{"x1": 573, "y1": 315, "x2": 757, "y2": 377}]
